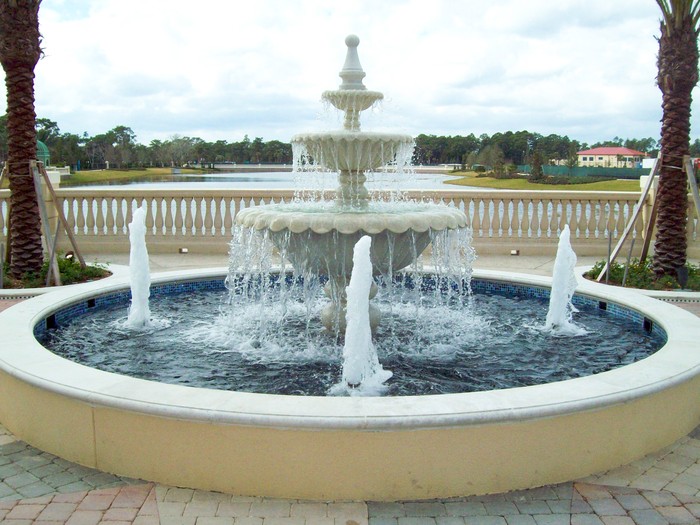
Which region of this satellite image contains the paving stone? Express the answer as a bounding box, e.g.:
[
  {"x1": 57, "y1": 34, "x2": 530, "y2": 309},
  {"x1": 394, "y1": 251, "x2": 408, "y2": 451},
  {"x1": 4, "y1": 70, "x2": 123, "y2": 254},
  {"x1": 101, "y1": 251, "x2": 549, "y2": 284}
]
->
[
  {"x1": 56, "y1": 481, "x2": 94, "y2": 494},
  {"x1": 514, "y1": 500, "x2": 551, "y2": 515},
  {"x1": 37, "y1": 502, "x2": 79, "y2": 521},
  {"x1": 230, "y1": 519, "x2": 263, "y2": 525},
  {"x1": 397, "y1": 518, "x2": 437, "y2": 525},
  {"x1": 0, "y1": 480, "x2": 19, "y2": 498},
  {"x1": 444, "y1": 501, "x2": 487, "y2": 516},
  {"x1": 570, "y1": 516, "x2": 604, "y2": 525},
  {"x1": 599, "y1": 517, "x2": 636, "y2": 525},
  {"x1": 588, "y1": 498, "x2": 626, "y2": 517},
  {"x1": 290, "y1": 501, "x2": 328, "y2": 517},
  {"x1": 656, "y1": 505, "x2": 697, "y2": 524},
  {"x1": 458, "y1": 517, "x2": 506, "y2": 525},
  {"x1": 576, "y1": 484, "x2": 613, "y2": 500},
  {"x1": 215, "y1": 501, "x2": 254, "y2": 517},
  {"x1": 4, "y1": 471, "x2": 41, "y2": 489},
  {"x1": 158, "y1": 501, "x2": 187, "y2": 517},
  {"x1": 369, "y1": 502, "x2": 406, "y2": 517},
  {"x1": 628, "y1": 508, "x2": 670, "y2": 525},
  {"x1": 261, "y1": 518, "x2": 307, "y2": 525},
  {"x1": 544, "y1": 500, "x2": 571, "y2": 514},
  {"x1": 435, "y1": 517, "x2": 467, "y2": 525},
  {"x1": 504, "y1": 516, "x2": 537, "y2": 525},
  {"x1": 42, "y1": 470, "x2": 83, "y2": 487},
  {"x1": 614, "y1": 493, "x2": 653, "y2": 511},
  {"x1": 158, "y1": 517, "x2": 196, "y2": 525},
  {"x1": 191, "y1": 490, "x2": 234, "y2": 503},
  {"x1": 685, "y1": 502, "x2": 700, "y2": 517},
  {"x1": 532, "y1": 515, "x2": 570, "y2": 525},
  {"x1": 194, "y1": 518, "x2": 235, "y2": 525},
  {"x1": 0, "y1": 462, "x2": 26, "y2": 479},
  {"x1": 483, "y1": 502, "x2": 520, "y2": 516},
  {"x1": 368, "y1": 518, "x2": 398, "y2": 525},
  {"x1": 248, "y1": 499, "x2": 292, "y2": 517},
  {"x1": 403, "y1": 501, "x2": 447, "y2": 517},
  {"x1": 641, "y1": 491, "x2": 682, "y2": 507},
  {"x1": 163, "y1": 487, "x2": 196, "y2": 502},
  {"x1": 326, "y1": 501, "x2": 367, "y2": 519},
  {"x1": 5, "y1": 503, "x2": 45, "y2": 519},
  {"x1": 15, "y1": 480, "x2": 57, "y2": 498},
  {"x1": 182, "y1": 500, "x2": 219, "y2": 516}
]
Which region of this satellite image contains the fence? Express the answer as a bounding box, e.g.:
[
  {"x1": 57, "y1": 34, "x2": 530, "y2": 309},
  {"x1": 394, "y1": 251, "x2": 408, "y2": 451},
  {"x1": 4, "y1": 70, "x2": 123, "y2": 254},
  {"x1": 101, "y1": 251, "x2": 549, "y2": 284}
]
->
[{"x1": 0, "y1": 188, "x2": 697, "y2": 257}]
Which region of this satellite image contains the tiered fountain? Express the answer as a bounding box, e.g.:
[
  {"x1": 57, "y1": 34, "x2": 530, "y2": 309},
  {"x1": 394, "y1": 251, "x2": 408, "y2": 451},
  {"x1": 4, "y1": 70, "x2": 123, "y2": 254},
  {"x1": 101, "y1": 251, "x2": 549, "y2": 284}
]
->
[
  {"x1": 0, "y1": 34, "x2": 699, "y2": 503},
  {"x1": 235, "y1": 35, "x2": 467, "y2": 331}
]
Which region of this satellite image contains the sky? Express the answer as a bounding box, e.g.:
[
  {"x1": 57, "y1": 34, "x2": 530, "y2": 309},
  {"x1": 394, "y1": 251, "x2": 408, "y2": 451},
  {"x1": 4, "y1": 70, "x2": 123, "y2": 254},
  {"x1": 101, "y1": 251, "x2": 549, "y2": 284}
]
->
[{"x1": 3, "y1": 0, "x2": 693, "y2": 146}]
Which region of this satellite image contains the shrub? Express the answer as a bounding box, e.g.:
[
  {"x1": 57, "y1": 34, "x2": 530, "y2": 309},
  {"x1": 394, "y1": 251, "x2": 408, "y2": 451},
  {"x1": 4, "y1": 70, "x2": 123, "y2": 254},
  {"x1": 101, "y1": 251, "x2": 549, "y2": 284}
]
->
[
  {"x1": 584, "y1": 258, "x2": 700, "y2": 291},
  {"x1": 2, "y1": 254, "x2": 111, "y2": 288}
]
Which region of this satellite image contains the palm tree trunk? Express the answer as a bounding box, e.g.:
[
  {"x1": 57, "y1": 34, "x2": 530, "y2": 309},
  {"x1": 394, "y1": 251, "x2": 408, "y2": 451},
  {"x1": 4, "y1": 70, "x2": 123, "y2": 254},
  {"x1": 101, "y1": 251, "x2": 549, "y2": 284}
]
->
[
  {"x1": 0, "y1": 0, "x2": 43, "y2": 279},
  {"x1": 653, "y1": 3, "x2": 699, "y2": 279}
]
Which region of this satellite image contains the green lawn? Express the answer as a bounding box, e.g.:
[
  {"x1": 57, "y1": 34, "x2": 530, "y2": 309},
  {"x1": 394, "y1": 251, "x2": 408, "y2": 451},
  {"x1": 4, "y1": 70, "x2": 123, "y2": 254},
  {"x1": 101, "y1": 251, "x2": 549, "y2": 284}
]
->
[
  {"x1": 64, "y1": 167, "x2": 210, "y2": 185},
  {"x1": 443, "y1": 172, "x2": 641, "y2": 192}
]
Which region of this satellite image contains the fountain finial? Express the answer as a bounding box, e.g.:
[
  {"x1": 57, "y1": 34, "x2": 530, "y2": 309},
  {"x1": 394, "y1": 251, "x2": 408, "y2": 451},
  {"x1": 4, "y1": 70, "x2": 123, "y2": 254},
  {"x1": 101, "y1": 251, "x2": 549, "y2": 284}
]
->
[{"x1": 339, "y1": 34, "x2": 366, "y2": 90}]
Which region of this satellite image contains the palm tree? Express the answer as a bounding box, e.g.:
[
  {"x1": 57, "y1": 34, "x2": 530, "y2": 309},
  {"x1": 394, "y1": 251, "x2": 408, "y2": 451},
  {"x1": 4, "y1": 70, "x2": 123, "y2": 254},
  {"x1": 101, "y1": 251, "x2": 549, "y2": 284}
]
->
[
  {"x1": 653, "y1": 0, "x2": 700, "y2": 278},
  {"x1": 0, "y1": 0, "x2": 43, "y2": 279}
]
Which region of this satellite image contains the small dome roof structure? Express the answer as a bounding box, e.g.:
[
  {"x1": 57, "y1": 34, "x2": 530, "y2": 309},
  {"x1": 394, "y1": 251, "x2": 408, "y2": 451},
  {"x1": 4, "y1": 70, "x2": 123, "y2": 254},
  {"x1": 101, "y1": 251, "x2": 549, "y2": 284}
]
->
[{"x1": 36, "y1": 140, "x2": 50, "y2": 165}]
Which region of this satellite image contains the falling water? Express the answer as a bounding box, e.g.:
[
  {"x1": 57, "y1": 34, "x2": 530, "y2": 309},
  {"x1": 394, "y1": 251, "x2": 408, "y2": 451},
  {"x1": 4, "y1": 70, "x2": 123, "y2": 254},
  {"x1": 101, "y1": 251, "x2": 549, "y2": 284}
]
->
[
  {"x1": 126, "y1": 207, "x2": 151, "y2": 329},
  {"x1": 544, "y1": 225, "x2": 588, "y2": 336},
  {"x1": 330, "y1": 236, "x2": 392, "y2": 396}
]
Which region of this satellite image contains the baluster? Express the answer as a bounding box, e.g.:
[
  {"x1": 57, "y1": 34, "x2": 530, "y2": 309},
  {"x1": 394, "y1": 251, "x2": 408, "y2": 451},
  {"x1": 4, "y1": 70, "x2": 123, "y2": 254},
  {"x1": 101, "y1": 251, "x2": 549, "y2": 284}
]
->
[
  {"x1": 164, "y1": 196, "x2": 174, "y2": 235},
  {"x1": 224, "y1": 197, "x2": 234, "y2": 236},
  {"x1": 539, "y1": 199, "x2": 550, "y2": 238},
  {"x1": 203, "y1": 197, "x2": 214, "y2": 236},
  {"x1": 569, "y1": 200, "x2": 580, "y2": 238},
  {"x1": 470, "y1": 198, "x2": 482, "y2": 237},
  {"x1": 501, "y1": 198, "x2": 512, "y2": 237},
  {"x1": 482, "y1": 198, "x2": 492, "y2": 237},
  {"x1": 105, "y1": 197, "x2": 115, "y2": 235},
  {"x1": 185, "y1": 197, "x2": 194, "y2": 236},
  {"x1": 64, "y1": 197, "x2": 77, "y2": 236},
  {"x1": 530, "y1": 200, "x2": 540, "y2": 238},
  {"x1": 76, "y1": 196, "x2": 86, "y2": 235},
  {"x1": 94, "y1": 196, "x2": 105, "y2": 235},
  {"x1": 520, "y1": 199, "x2": 530, "y2": 238},
  {"x1": 491, "y1": 199, "x2": 501, "y2": 237},
  {"x1": 213, "y1": 197, "x2": 223, "y2": 237},
  {"x1": 511, "y1": 198, "x2": 521, "y2": 238},
  {"x1": 173, "y1": 197, "x2": 185, "y2": 236},
  {"x1": 152, "y1": 197, "x2": 163, "y2": 236}
]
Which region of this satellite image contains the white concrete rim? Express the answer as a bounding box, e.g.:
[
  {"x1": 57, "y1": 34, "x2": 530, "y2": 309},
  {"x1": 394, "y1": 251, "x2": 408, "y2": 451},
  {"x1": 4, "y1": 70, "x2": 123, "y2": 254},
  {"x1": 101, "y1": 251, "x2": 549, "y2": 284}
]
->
[{"x1": 1, "y1": 268, "x2": 699, "y2": 431}]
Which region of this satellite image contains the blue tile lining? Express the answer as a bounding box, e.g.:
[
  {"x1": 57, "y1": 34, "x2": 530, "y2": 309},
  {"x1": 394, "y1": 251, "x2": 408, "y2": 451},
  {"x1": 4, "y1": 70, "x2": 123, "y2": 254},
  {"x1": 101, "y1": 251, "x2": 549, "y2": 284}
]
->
[{"x1": 32, "y1": 276, "x2": 666, "y2": 341}]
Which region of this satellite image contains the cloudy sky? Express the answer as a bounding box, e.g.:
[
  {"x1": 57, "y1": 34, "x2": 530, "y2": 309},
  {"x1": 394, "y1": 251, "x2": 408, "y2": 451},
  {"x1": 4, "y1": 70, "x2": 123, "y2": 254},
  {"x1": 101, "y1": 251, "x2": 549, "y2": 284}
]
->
[{"x1": 5, "y1": 0, "x2": 693, "y2": 146}]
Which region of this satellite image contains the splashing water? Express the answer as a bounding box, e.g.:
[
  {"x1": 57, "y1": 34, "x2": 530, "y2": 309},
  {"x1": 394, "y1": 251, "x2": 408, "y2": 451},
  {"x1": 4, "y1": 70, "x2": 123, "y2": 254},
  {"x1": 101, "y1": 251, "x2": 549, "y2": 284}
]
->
[
  {"x1": 543, "y1": 225, "x2": 588, "y2": 336},
  {"x1": 126, "y1": 207, "x2": 152, "y2": 329},
  {"x1": 330, "y1": 236, "x2": 392, "y2": 396}
]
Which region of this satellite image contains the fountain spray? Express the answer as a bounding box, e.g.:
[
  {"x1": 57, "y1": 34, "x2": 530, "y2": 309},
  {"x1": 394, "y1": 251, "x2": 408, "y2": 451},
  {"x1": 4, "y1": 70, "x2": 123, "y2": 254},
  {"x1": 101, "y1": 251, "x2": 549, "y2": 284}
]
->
[
  {"x1": 126, "y1": 206, "x2": 151, "y2": 329},
  {"x1": 544, "y1": 225, "x2": 588, "y2": 336}
]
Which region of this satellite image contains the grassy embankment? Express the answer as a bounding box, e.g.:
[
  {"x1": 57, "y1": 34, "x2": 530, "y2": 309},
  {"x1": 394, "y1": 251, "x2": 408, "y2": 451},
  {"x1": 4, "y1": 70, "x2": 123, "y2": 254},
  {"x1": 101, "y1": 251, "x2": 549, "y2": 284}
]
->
[
  {"x1": 443, "y1": 171, "x2": 640, "y2": 192},
  {"x1": 64, "y1": 167, "x2": 210, "y2": 185}
]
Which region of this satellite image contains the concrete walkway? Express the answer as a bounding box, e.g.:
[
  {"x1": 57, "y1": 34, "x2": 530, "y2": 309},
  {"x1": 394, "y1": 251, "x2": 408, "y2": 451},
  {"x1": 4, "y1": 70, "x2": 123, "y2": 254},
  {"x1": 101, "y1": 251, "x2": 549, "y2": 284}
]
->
[{"x1": 1, "y1": 254, "x2": 699, "y2": 524}]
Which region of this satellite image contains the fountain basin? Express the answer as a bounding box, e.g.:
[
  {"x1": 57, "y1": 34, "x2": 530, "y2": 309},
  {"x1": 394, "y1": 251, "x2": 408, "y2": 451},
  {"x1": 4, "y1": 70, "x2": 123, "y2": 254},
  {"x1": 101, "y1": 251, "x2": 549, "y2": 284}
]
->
[{"x1": 1, "y1": 269, "x2": 699, "y2": 501}]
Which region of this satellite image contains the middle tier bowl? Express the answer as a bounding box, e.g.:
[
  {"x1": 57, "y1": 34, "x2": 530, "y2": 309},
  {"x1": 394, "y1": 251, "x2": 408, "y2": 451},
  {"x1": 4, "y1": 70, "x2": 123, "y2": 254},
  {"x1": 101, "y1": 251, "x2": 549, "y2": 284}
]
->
[{"x1": 291, "y1": 131, "x2": 414, "y2": 172}]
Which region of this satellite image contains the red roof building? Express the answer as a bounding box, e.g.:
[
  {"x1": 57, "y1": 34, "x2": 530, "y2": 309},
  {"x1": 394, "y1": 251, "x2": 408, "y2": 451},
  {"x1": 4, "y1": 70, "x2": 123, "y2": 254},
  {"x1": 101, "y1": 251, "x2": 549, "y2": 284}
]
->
[{"x1": 577, "y1": 147, "x2": 647, "y2": 168}]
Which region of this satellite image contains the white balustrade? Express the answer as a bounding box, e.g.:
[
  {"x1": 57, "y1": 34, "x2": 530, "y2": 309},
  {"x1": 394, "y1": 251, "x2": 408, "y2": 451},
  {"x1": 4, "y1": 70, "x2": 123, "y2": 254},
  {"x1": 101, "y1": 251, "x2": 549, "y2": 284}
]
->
[{"x1": 0, "y1": 188, "x2": 697, "y2": 256}]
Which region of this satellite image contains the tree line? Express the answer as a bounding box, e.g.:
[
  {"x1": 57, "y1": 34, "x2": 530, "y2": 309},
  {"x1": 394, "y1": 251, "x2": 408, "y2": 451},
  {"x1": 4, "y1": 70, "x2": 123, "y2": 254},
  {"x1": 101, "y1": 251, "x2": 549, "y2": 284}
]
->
[{"x1": 2, "y1": 115, "x2": 699, "y2": 171}]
